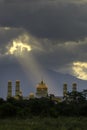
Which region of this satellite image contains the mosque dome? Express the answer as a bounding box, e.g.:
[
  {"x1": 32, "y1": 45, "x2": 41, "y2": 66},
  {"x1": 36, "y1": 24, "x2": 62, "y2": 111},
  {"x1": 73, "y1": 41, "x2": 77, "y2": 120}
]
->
[
  {"x1": 36, "y1": 80, "x2": 48, "y2": 98},
  {"x1": 29, "y1": 93, "x2": 35, "y2": 99},
  {"x1": 37, "y1": 80, "x2": 48, "y2": 90}
]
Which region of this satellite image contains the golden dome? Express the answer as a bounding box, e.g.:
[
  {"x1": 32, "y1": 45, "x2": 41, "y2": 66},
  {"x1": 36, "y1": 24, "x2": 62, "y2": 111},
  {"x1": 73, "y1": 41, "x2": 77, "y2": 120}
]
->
[
  {"x1": 37, "y1": 81, "x2": 48, "y2": 90},
  {"x1": 29, "y1": 93, "x2": 35, "y2": 99}
]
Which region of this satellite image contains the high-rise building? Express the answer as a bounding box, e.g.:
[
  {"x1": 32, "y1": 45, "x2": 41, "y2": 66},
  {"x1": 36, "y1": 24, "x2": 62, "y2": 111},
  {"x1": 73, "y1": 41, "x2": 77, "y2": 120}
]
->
[
  {"x1": 36, "y1": 80, "x2": 48, "y2": 98},
  {"x1": 72, "y1": 83, "x2": 77, "y2": 92},
  {"x1": 63, "y1": 83, "x2": 67, "y2": 97},
  {"x1": 15, "y1": 80, "x2": 20, "y2": 97},
  {"x1": 7, "y1": 81, "x2": 12, "y2": 98}
]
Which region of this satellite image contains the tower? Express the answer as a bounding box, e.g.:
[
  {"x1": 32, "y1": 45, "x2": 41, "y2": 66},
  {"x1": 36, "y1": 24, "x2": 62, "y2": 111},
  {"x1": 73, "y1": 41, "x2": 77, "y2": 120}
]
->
[
  {"x1": 15, "y1": 80, "x2": 20, "y2": 97},
  {"x1": 7, "y1": 81, "x2": 12, "y2": 98},
  {"x1": 63, "y1": 83, "x2": 67, "y2": 97},
  {"x1": 19, "y1": 90, "x2": 23, "y2": 97},
  {"x1": 72, "y1": 83, "x2": 77, "y2": 92}
]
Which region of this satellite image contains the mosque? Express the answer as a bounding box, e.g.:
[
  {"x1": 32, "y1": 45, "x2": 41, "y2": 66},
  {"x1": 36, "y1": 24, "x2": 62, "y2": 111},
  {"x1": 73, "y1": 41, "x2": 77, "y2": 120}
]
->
[
  {"x1": 36, "y1": 80, "x2": 48, "y2": 98},
  {"x1": 7, "y1": 80, "x2": 48, "y2": 100},
  {"x1": 7, "y1": 79, "x2": 82, "y2": 102}
]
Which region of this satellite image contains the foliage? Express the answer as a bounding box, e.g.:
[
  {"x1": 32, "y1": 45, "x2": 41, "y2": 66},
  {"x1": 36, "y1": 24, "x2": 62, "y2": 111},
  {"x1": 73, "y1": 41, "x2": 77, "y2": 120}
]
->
[
  {"x1": 65, "y1": 91, "x2": 86, "y2": 104},
  {"x1": 0, "y1": 95, "x2": 87, "y2": 118}
]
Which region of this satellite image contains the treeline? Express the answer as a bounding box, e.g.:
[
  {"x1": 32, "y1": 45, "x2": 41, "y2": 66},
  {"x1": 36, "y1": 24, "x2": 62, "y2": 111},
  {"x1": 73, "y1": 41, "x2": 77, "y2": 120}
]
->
[{"x1": 0, "y1": 91, "x2": 87, "y2": 118}]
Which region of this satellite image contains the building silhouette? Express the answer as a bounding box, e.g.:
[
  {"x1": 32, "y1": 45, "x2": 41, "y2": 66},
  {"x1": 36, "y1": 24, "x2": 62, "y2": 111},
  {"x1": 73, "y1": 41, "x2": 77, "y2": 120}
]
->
[
  {"x1": 72, "y1": 83, "x2": 77, "y2": 92},
  {"x1": 36, "y1": 80, "x2": 48, "y2": 98},
  {"x1": 6, "y1": 79, "x2": 86, "y2": 102},
  {"x1": 7, "y1": 81, "x2": 12, "y2": 98},
  {"x1": 15, "y1": 80, "x2": 20, "y2": 96},
  {"x1": 63, "y1": 83, "x2": 67, "y2": 97}
]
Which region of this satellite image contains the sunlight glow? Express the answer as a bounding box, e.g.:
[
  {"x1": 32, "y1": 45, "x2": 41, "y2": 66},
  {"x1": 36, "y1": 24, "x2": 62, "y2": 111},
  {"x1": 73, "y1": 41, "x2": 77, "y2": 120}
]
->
[
  {"x1": 8, "y1": 40, "x2": 31, "y2": 56},
  {"x1": 72, "y1": 61, "x2": 87, "y2": 80}
]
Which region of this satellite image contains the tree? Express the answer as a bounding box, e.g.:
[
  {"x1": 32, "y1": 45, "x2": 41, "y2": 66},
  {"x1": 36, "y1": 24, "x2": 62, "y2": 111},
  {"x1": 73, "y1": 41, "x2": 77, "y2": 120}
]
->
[{"x1": 65, "y1": 91, "x2": 86, "y2": 104}]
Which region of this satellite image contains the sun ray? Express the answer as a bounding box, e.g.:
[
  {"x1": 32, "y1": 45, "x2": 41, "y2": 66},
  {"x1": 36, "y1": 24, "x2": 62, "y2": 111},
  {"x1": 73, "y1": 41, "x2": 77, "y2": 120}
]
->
[{"x1": 17, "y1": 53, "x2": 58, "y2": 95}]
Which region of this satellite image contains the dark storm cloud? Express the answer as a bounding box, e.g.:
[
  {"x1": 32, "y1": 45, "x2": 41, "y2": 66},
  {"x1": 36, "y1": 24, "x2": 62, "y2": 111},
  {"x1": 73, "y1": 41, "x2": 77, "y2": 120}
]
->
[
  {"x1": 31, "y1": 38, "x2": 87, "y2": 71},
  {"x1": 0, "y1": 0, "x2": 87, "y2": 40},
  {"x1": 0, "y1": 27, "x2": 26, "y2": 55},
  {"x1": 0, "y1": 27, "x2": 25, "y2": 45}
]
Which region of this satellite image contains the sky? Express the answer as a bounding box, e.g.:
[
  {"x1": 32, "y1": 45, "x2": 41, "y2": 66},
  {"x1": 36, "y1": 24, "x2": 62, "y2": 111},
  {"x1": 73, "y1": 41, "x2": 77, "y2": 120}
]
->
[{"x1": 0, "y1": 0, "x2": 87, "y2": 98}]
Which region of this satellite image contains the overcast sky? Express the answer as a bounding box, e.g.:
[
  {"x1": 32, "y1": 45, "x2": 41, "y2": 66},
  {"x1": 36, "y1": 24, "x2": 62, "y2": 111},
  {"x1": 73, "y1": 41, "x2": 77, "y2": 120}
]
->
[{"x1": 0, "y1": 0, "x2": 87, "y2": 97}]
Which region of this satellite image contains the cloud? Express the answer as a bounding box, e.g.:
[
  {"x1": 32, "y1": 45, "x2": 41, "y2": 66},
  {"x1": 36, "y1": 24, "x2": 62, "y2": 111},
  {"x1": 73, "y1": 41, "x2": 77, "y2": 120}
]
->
[
  {"x1": 3, "y1": 0, "x2": 87, "y2": 4},
  {"x1": 0, "y1": 27, "x2": 87, "y2": 81},
  {"x1": 0, "y1": 27, "x2": 25, "y2": 45},
  {"x1": 54, "y1": 61, "x2": 87, "y2": 80},
  {"x1": 0, "y1": 27, "x2": 87, "y2": 66},
  {"x1": 0, "y1": 27, "x2": 27, "y2": 57},
  {"x1": 72, "y1": 61, "x2": 87, "y2": 80},
  {"x1": 0, "y1": 31, "x2": 46, "y2": 57},
  {"x1": 7, "y1": 39, "x2": 31, "y2": 56},
  {"x1": 46, "y1": 38, "x2": 87, "y2": 79},
  {"x1": 0, "y1": 24, "x2": 87, "y2": 79},
  {"x1": 0, "y1": 0, "x2": 87, "y2": 40},
  {"x1": 1, "y1": 32, "x2": 87, "y2": 66}
]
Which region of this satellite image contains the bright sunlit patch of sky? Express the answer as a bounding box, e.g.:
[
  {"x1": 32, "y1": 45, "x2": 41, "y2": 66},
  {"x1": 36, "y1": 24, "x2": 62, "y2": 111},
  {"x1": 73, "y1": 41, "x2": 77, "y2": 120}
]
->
[
  {"x1": 8, "y1": 41, "x2": 31, "y2": 56},
  {"x1": 6, "y1": 34, "x2": 32, "y2": 56},
  {"x1": 72, "y1": 61, "x2": 87, "y2": 80}
]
